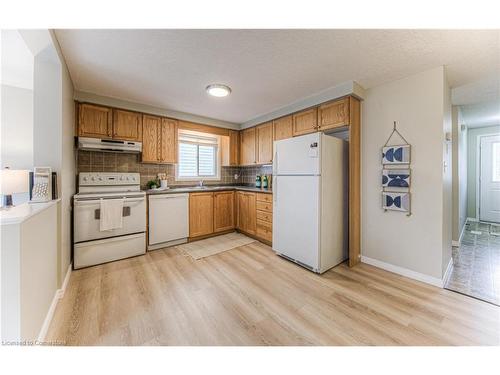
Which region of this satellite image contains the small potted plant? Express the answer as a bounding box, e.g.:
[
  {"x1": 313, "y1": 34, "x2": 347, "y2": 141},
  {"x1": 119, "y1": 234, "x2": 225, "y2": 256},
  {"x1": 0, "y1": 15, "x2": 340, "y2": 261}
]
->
[{"x1": 146, "y1": 179, "x2": 159, "y2": 190}]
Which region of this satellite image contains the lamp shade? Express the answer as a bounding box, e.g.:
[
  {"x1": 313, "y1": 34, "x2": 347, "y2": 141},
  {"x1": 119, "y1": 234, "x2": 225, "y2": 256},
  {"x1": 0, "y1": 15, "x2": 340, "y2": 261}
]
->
[{"x1": 0, "y1": 169, "x2": 29, "y2": 195}]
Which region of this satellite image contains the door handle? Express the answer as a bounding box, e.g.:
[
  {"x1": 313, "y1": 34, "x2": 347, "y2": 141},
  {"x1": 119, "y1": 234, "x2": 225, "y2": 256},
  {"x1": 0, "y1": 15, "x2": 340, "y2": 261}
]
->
[
  {"x1": 273, "y1": 177, "x2": 277, "y2": 203},
  {"x1": 273, "y1": 151, "x2": 278, "y2": 175}
]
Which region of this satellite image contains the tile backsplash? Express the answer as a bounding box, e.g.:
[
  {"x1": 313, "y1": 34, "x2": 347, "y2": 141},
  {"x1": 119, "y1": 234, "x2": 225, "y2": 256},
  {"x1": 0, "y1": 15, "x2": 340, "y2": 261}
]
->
[
  {"x1": 238, "y1": 165, "x2": 273, "y2": 185},
  {"x1": 77, "y1": 150, "x2": 272, "y2": 189}
]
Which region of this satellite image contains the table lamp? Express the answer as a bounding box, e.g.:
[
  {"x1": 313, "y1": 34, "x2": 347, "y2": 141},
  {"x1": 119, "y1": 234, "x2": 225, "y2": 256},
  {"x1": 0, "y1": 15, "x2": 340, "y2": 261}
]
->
[{"x1": 0, "y1": 168, "x2": 29, "y2": 208}]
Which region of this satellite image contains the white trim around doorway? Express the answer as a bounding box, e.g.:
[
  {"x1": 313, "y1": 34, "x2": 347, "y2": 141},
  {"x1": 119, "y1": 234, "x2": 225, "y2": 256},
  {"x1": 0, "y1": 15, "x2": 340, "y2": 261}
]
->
[{"x1": 475, "y1": 131, "x2": 500, "y2": 222}]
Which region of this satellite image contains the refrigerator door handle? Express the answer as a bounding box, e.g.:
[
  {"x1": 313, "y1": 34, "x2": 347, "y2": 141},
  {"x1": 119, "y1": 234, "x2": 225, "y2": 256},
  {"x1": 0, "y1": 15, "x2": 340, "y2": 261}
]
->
[
  {"x1": 273, "y1": 151, "x2": 278, "y2": 175},
  {"x1": 273, "y1": 177, "x2": 277, "y2": 203}
]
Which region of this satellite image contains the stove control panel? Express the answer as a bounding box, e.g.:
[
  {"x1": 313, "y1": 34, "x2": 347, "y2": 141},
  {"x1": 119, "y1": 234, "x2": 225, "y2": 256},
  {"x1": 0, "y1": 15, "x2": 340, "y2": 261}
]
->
[{"x1": 79, "y1": 172, "x2": 140, "y2": 186}]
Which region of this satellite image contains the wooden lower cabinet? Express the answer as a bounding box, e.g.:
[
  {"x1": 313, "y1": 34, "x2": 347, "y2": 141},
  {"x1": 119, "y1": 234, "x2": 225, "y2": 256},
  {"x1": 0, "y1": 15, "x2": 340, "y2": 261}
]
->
[
  {"x1": 189, "y1": 192, "x2": 214, "y2": 238},
  {"x1": 213, "y1": 191, "x2": 235, "y2": 232},
  {"x1": 236, "y1": 191, "x2": 256, "y2": 235},
  {"x1": 188, "y1": 190, "x2": 272, "y2": 243},
  {"x1": 255, "y1": 193, "x2": 273, "y2": 243},
  {"x1": 256, "y1": 219, "x2": 272, "y2": 242}
]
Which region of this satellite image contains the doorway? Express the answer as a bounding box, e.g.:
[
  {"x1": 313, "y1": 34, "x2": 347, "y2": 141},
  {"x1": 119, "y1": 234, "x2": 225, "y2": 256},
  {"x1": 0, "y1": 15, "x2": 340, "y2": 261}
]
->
[
  {"x1": 445, "y1": 114, "x2": 500, "y2": 306},
  {"x1": 479, "y1": 134, "x2": 500, "y2": 223}
]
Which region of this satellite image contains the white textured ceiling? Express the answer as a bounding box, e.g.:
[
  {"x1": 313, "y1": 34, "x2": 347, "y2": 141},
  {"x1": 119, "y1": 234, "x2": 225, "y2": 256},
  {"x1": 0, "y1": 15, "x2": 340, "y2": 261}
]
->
[{"x1": 54, "y1": 29, "x2": 500, "y2": 124}]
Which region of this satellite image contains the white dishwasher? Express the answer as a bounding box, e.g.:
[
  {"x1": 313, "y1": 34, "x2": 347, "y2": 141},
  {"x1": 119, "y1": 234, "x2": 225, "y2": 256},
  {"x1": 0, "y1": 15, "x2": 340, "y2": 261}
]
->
[{"x1": 148, "y1": 193, "x2": 189, "y2": 250}]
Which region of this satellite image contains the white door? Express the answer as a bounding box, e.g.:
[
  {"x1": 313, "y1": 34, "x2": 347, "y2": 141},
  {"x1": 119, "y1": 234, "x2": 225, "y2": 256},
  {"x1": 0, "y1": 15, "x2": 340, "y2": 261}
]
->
[
  {"x1": 272, "y1": 175, "x2": 320, "y2": 271},
  {"x1": 480, "y1": 134, "x2": 500, "y2": 223},
  {"x1": 274, "y1": 132, "x2": 320, "y2": 175},
  {"x1": 149, "y1": 194, "x2": 189, "y2": 245}
]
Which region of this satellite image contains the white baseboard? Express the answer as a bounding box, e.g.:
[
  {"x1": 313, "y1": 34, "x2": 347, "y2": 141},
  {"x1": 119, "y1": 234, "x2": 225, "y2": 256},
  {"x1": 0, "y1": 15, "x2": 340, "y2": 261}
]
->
[
  {"x1": 459, "y1": 220, "x2": 467, "y2": 243},
  {"x1": 57, "y1": 262, "x2": 72, "y2": 299},
  {"x1": 452, "y1": 219, "x2": 469, "y2": 247},
  {"x1": 361, "y1": 256, "x2": 444, "y2": 288},
  {"x1": 443, "y1": 258, "x2": 454, "y2": 286},
  {"x1": 37, "y1": 263, "x2": 72, "y2": 343}
]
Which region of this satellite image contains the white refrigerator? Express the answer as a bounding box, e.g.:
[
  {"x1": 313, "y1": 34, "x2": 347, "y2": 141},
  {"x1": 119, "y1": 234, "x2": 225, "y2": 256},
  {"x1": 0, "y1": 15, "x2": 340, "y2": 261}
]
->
[{"x1": 272, "y1": 132, "x2": 348, "y2": 273}]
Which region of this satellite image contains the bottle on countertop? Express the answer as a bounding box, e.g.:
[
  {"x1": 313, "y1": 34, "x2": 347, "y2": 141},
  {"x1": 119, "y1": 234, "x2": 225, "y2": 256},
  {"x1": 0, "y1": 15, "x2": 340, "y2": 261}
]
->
[
  {"x1": 255, "y1": 175, "x2": 261, "y2": 188},
  {"x1": 262, "y1": 175, "x2": 268, "y2": 189}
]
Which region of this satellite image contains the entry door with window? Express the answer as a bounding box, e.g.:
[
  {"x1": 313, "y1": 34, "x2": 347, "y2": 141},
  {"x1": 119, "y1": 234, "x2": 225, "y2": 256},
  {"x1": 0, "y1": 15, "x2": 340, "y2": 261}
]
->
[{"x1": 480, "y1": 134, "x2": 500, "y2": 223}]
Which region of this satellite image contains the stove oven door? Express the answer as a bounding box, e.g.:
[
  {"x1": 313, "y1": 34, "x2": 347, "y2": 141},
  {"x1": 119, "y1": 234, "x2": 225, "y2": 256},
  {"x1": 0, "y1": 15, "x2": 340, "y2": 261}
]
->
[{"x1": 74, "y1": 195, "x2": 146, "y2": 243}]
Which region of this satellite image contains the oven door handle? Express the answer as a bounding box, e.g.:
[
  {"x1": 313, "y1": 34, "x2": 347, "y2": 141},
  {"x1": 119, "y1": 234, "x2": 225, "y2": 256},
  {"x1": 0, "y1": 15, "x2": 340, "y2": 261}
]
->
[
  {"x1": 74, "y1": 197, "x2": 145, "y2": 205},
  {"x1": 94, "y1": 206, "x2": 131, "y2": 219}
]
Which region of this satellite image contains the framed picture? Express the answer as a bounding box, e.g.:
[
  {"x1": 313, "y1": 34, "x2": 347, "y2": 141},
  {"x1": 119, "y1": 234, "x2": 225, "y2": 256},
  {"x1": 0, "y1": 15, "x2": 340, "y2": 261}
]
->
[
  {"x1": 382, "y1": 145, "x2": 410, "y2": 165},
  {"x1": 382, "y1": 192, "x2": 410, "y2": 212},
  {"x1": 382, "y1": 169, "x2": 411, "y2": 188}
]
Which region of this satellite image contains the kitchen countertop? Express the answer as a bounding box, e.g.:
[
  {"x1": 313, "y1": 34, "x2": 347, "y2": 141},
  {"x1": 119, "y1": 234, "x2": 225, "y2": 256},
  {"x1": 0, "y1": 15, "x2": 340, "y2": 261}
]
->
[
  {"x1": 0, "y1": 199, "x2": 61, "y2": 225},
  {"x1": 145, "y1": 185, "x2": 272, "y2": 195}
]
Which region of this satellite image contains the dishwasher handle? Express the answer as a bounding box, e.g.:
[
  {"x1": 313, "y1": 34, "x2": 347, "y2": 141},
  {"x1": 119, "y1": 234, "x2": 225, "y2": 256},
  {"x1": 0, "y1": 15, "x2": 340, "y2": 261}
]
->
[{"x1": 149, "y1": 193, "x2": 188, "y2": 200}]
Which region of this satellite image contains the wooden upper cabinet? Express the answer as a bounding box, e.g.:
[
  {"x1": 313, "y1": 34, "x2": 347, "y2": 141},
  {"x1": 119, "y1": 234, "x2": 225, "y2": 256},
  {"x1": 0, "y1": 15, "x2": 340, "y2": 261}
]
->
[
  {"x1": 189, "y1": 192, "x2": 214, "y2": 238},
  {"x1": 78, "y1": 103, "x2": 112, "y2": 138},
  {"x1": 318, "y1": 97, "x2": 350, "y2": 131},
  {"x1": 159, "y1": 118, "x2": 177, "y2": 164},
  {"x1": 141, "y1": 114, "x2": 161, "y2": 163},
  {"x1": 240, "y1": 127, "x2": 256, "y2": 165},
  {"x1": 222, "y1": 130, "x2": 240, "y2": 166},
  {"x1": 256, "y1": 122, "x2": 273, "y2": 164},
  {"x1": 292, "y1": 108, "x2": 318, "y2": 136},
  {"x1": 112, "y1": 109, "x2": 143, "y2": 141},
  {"x1": 273, "y1": 115, "x2": 293, "y2": 141},
  {"x1": 229, "y1": 130, "x2": 240, "y2": 166},
  {"x1": 236, "y1": 191, "x2": 256, "y2": 235},
  {"x1": 213, "y1": 191, "x2": 235, "y2": 233}
]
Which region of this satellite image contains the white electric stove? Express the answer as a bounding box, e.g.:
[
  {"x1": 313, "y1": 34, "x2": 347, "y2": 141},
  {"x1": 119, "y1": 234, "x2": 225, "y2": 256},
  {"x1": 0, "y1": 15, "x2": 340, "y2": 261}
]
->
[{"x1": 73, "y1": 172, "x2": 146, "y2": 269}]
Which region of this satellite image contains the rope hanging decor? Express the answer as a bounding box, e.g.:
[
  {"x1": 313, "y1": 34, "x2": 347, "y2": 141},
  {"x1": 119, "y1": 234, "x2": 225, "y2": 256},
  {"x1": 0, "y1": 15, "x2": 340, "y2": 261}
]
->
[
  {"x1": 381, "y1": 121, "x2": 412, "y2": 217},
  {"x1": 384, "y1": 121, "x2": 410, "y2": 147}
]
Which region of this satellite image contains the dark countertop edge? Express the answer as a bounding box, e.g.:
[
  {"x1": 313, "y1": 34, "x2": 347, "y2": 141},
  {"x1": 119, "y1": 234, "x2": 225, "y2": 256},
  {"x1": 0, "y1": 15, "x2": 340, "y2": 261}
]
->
[{"x1": 145, "y1": 186, "x2": 272, "y2": 195}]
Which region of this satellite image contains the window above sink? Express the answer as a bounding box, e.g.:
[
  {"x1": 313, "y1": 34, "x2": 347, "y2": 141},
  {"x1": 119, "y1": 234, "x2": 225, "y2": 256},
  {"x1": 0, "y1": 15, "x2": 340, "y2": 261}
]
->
[{"x1": 175, "y1": 129, "x2": 221, "y2": 181}]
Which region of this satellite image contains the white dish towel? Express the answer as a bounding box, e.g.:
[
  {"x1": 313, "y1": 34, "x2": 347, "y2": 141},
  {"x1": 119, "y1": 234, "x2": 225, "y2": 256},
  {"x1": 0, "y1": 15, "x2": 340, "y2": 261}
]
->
[{"x1": 99, "y1": 198, "x2": 124, "y2": 231}]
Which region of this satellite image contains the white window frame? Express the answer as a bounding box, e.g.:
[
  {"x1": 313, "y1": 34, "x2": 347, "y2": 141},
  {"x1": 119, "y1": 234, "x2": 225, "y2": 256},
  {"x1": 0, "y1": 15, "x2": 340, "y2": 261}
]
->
[{"x1": 175, "y1": 130, "x2": 221, "y2": 181}]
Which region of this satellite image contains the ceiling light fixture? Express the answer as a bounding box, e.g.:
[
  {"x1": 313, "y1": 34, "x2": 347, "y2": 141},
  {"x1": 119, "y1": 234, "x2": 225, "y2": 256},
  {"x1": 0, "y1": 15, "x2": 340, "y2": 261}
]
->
[{"x1": 206, "y1": 84, "x2": 231, "y2": 97}]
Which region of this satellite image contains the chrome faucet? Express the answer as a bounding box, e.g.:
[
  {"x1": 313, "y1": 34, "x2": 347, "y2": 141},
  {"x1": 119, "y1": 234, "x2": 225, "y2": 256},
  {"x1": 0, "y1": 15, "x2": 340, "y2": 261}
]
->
[{"x1": 198, "y1": 180, "x2": 204, "y2": 188}]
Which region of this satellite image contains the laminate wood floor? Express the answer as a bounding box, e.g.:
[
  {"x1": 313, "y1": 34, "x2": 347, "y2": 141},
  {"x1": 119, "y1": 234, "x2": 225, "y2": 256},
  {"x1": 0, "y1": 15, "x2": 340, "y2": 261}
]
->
[{"x1": 47, "y1": 241, "x2": 500, "y2": 345}]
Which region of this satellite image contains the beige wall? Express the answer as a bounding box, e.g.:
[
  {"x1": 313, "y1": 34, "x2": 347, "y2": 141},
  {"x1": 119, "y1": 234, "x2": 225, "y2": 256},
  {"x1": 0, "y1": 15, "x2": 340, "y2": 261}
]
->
[
  {"x1": 0, "y1": 84, "x2": 33, "y2": 171},
  {"x1": 451, "y1": 106, "x2": 468, "y2": 242},
  {"x1": 441, "y1": 73, "x2": 452, "y2": 276},
  {"x1": 17, "y1": 29, "x2": 75, "y2": 288},
  {"x1": 361, "y1": 66, "x2": 451, "y2": 281},
  {"x1": 52, "y1": 31, "x2": 75, "y2": 286}
]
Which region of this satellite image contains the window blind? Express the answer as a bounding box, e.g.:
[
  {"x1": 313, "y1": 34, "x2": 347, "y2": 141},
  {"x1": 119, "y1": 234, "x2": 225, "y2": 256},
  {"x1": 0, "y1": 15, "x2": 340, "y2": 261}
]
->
[{"x1": 177, "y1": 131, "x2": 218, "y2": 178}]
